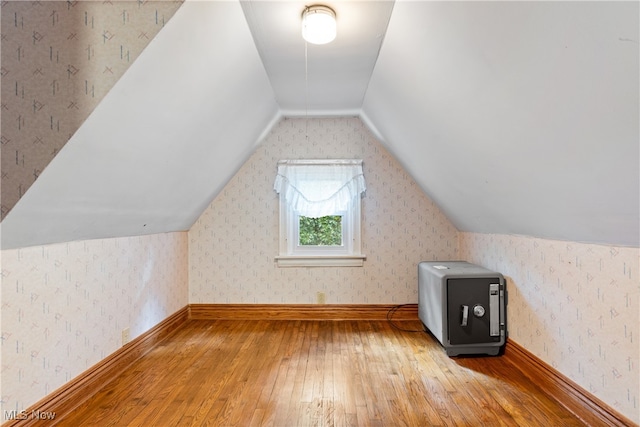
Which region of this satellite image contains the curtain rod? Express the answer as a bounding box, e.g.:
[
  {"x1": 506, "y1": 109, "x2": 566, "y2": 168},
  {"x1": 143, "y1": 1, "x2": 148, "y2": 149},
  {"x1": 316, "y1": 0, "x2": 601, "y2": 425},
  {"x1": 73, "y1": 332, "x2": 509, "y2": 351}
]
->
[{"x1": 277, "y1": 159, "x2": 363, "y2": 166}]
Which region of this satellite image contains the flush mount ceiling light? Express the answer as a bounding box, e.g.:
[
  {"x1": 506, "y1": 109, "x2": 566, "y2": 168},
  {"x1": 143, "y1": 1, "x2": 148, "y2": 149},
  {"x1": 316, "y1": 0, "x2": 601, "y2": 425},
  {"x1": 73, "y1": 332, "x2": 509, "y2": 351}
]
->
[{"x1": 301, "y1": 5, "x2": 337, "y2": 45}]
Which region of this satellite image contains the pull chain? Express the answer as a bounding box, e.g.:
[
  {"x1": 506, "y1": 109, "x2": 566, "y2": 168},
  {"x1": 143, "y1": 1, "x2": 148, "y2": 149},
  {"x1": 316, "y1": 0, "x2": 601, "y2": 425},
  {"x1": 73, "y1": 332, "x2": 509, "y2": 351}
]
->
[{"x1": 304, "y1": 40, "x2": 309, "y2": 142}]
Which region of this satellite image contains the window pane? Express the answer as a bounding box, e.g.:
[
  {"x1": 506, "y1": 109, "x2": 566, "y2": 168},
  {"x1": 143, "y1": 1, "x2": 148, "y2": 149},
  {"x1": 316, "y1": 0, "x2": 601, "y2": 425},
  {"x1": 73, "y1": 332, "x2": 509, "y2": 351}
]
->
[{"x1": 299, "y1": 215, "x2": 342, "y2": 246}]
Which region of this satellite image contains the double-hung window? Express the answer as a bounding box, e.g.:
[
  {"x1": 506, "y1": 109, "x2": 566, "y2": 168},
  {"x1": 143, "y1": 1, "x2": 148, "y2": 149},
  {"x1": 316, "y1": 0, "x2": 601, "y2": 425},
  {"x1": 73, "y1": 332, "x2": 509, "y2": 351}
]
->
[{"x1": 273, "y1": 159, "x2": 366, "y2": 267}]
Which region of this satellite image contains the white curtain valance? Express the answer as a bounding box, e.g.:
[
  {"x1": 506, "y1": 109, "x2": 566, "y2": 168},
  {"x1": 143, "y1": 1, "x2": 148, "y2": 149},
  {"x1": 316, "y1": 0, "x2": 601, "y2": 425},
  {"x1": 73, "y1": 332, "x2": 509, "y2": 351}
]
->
[{"x1": 273, "y1": 159, "x2": 366, "y2": 218}]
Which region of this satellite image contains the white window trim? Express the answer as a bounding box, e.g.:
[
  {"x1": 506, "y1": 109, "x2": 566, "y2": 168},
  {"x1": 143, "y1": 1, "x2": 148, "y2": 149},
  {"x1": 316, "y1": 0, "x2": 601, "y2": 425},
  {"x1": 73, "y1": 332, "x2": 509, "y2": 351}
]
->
[
  {"x1": 274, "y1": 255, "x2": 366, "y2": 267},
  {"x1": 274, "y1": 159, "x2": 366, "y2": 267}
]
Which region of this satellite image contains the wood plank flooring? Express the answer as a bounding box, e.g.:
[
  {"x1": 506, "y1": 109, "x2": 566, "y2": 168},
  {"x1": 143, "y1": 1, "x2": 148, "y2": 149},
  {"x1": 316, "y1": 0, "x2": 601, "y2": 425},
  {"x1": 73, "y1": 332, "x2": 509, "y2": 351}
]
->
[{"x1": 56, "y1": 319, "x2": 586, "y2": 426}]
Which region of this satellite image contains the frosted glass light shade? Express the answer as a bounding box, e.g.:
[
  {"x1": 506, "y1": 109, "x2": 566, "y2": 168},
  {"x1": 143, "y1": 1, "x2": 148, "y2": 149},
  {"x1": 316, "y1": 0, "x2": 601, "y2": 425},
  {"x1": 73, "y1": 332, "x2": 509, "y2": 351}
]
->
[{"x1": 302, "y1": 5, "x2": 336, "y2": 45}]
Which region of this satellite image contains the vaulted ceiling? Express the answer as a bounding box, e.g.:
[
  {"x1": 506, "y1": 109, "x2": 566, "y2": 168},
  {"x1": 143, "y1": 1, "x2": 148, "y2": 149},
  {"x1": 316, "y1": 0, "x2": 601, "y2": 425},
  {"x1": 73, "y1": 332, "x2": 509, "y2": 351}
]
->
[{"x1": 1, "y1": 0, "x2": 638, "y2": 249}]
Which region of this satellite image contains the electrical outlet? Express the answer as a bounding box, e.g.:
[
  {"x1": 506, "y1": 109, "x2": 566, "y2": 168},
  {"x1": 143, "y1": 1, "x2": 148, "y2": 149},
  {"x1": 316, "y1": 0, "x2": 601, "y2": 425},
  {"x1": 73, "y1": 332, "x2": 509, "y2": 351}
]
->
[
  {"x1": 122, "y1": 328, "x2": 130, "y2": 346},
  {"x1": 317, "y1": 292, "x2": 326, "y2": 305}
]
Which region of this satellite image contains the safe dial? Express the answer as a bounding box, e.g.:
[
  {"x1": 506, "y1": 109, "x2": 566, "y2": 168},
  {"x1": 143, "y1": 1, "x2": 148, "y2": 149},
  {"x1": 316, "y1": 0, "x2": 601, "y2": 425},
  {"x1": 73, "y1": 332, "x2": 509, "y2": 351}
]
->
[{"x1": 473, "y1": 304, "x2": 486, "y2": 318}]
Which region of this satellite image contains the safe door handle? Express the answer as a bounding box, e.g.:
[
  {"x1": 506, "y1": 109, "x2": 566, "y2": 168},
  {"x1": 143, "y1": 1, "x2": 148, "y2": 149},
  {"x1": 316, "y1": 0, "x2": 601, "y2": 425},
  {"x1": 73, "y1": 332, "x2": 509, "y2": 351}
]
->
[
  {"x1": 461, "y1": 305, "x2": 469, "y2": 327},
  {"x1": 489, "y1": 283, "x2": 500, "y2": 336}
]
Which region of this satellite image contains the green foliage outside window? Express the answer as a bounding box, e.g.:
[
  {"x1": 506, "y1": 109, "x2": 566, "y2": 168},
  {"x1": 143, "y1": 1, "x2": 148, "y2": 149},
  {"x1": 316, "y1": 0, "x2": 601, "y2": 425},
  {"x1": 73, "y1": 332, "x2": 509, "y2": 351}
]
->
[{"x1": 299, "y1": 215, "x2": 342, "y2": 246}]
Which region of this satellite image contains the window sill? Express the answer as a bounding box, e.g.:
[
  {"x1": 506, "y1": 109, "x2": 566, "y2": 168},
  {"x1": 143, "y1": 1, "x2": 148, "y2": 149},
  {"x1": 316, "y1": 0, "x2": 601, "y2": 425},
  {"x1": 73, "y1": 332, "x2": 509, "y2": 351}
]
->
[{"x1": 275, "y1": 255, "x2": 366, "y2": 267}]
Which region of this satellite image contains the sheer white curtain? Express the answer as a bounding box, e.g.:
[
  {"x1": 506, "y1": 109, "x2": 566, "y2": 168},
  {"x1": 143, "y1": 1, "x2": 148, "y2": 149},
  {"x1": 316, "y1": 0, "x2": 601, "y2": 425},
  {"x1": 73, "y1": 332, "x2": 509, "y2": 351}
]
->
[{"x1": 273, "y1": 159, "x2": 366, "y2": 218}]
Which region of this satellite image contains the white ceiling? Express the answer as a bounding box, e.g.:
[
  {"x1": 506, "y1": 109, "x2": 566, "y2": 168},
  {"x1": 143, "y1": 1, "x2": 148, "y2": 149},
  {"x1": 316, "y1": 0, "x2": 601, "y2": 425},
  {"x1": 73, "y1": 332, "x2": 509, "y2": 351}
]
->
[
  {"x1": 362, "y1": 1, "x2": 639, "y2": 246},
  {"x1": 1, "y1": 0, "x2": 638, "y2": 249},
  {"x1": 240, "y1": 0, "x2": 394, "y2": 115},
  {"x1": 1, "y1": 1, "x2": 281, "y2": 248}
]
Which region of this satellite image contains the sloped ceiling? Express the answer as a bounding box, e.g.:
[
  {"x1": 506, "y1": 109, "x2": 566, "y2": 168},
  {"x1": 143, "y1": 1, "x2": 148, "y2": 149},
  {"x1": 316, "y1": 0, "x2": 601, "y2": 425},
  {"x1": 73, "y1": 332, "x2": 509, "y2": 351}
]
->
[
  {"x1": 1, "y1": 0, "x2": 280, "y2": 249},
  {"x1": 362, "y1": 1, "x2": 639, "y2": 247},
  {"x1": 0, "y1": 1, "x2": 185, "y2": 221},
  {"x1": 1, "y1": 0, "x2": 638, "y2": 249}
]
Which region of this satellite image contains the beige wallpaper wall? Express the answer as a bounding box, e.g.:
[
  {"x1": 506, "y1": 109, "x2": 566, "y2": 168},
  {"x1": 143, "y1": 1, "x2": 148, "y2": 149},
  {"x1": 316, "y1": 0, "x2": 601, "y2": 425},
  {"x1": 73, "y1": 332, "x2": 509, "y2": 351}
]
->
[
  {"x1": 0, "y1": 0, "x2": 183, "y2": 220},
  {"x1": 459, "y1": 232, "x2": 639, "y2": 424},
  {"x1": 189, "y1": 117, "x2": 459, "y2": 304},
  {"x1": 1, "y1": 232, "x2": 189, "y2": 416}
]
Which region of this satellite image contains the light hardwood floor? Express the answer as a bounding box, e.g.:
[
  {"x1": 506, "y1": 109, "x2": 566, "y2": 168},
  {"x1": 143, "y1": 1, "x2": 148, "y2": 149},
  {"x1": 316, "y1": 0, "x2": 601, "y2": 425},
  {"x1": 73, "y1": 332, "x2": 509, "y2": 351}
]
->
[{"x1": 57, "y1": 319, "x2": 586, "y2": 426}]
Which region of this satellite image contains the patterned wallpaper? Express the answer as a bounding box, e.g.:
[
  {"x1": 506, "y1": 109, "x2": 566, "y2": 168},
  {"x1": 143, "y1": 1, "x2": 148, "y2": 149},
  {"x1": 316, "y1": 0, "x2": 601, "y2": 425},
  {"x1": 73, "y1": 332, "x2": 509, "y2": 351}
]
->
[
  {"x1": 0, "y1": 0, "x2": 183, "y2": 220},
  {"x1": 189, "y1": 117, "x2": 459, "y2": 304},
  {"x1": 459, "y1": 232, "x2": 639, "y2": 423},
  {"x1": 1, "y1": 232, "x2": 189, "y2": 416}
]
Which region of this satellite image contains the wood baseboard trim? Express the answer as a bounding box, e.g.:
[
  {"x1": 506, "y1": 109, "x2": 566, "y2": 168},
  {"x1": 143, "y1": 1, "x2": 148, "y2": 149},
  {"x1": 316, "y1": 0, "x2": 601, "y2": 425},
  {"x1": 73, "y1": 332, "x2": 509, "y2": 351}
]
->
[
  {"x1": 2, "y1": 306, "x2": 189, "y2": 427},
  {"x1": 188, "y1": 303, "x2": 419, "y2": 321},
  {"x1": 505, "y1": 338, "x2": 637, "y2": 427}
]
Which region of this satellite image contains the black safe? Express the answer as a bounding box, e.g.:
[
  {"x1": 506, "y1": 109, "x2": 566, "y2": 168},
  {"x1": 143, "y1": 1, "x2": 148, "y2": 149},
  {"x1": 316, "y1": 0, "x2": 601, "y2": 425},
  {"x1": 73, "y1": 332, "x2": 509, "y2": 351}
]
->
[{"x1": 418, "y1": 261, "x2": 507, "y2": 356}]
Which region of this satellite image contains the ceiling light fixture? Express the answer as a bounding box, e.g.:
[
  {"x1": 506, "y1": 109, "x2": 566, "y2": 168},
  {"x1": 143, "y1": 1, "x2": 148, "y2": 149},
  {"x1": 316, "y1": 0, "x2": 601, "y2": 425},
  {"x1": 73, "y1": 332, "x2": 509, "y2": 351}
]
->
[{"x1": 301, "y1": 5, "x2": 337, "y2": 45}]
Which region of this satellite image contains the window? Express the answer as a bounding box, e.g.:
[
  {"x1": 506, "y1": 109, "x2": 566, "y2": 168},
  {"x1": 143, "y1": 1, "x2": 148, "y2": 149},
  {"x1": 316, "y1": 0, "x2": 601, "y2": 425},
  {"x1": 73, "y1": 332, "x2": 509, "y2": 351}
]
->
[
  {"x1": 273, "y1": 159, "x2": 366, "y2": 267},
  {"x1": 299, "y1": 215, "x2": 342, "y2": 246}
]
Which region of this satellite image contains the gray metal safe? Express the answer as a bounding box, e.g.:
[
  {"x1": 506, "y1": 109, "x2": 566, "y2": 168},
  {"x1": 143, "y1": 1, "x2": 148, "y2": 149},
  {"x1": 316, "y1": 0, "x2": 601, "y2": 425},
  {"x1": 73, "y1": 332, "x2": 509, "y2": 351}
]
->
[{"x1": 418, "y1": 261, "x2": 507, "y2": 356}]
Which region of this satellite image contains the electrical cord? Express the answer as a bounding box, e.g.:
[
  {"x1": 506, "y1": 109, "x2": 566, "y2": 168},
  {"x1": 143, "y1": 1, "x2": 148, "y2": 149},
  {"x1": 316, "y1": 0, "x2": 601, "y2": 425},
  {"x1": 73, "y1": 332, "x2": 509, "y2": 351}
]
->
[{"x1": 386, "y1": 303, "x2": 426, "y2": 332}]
